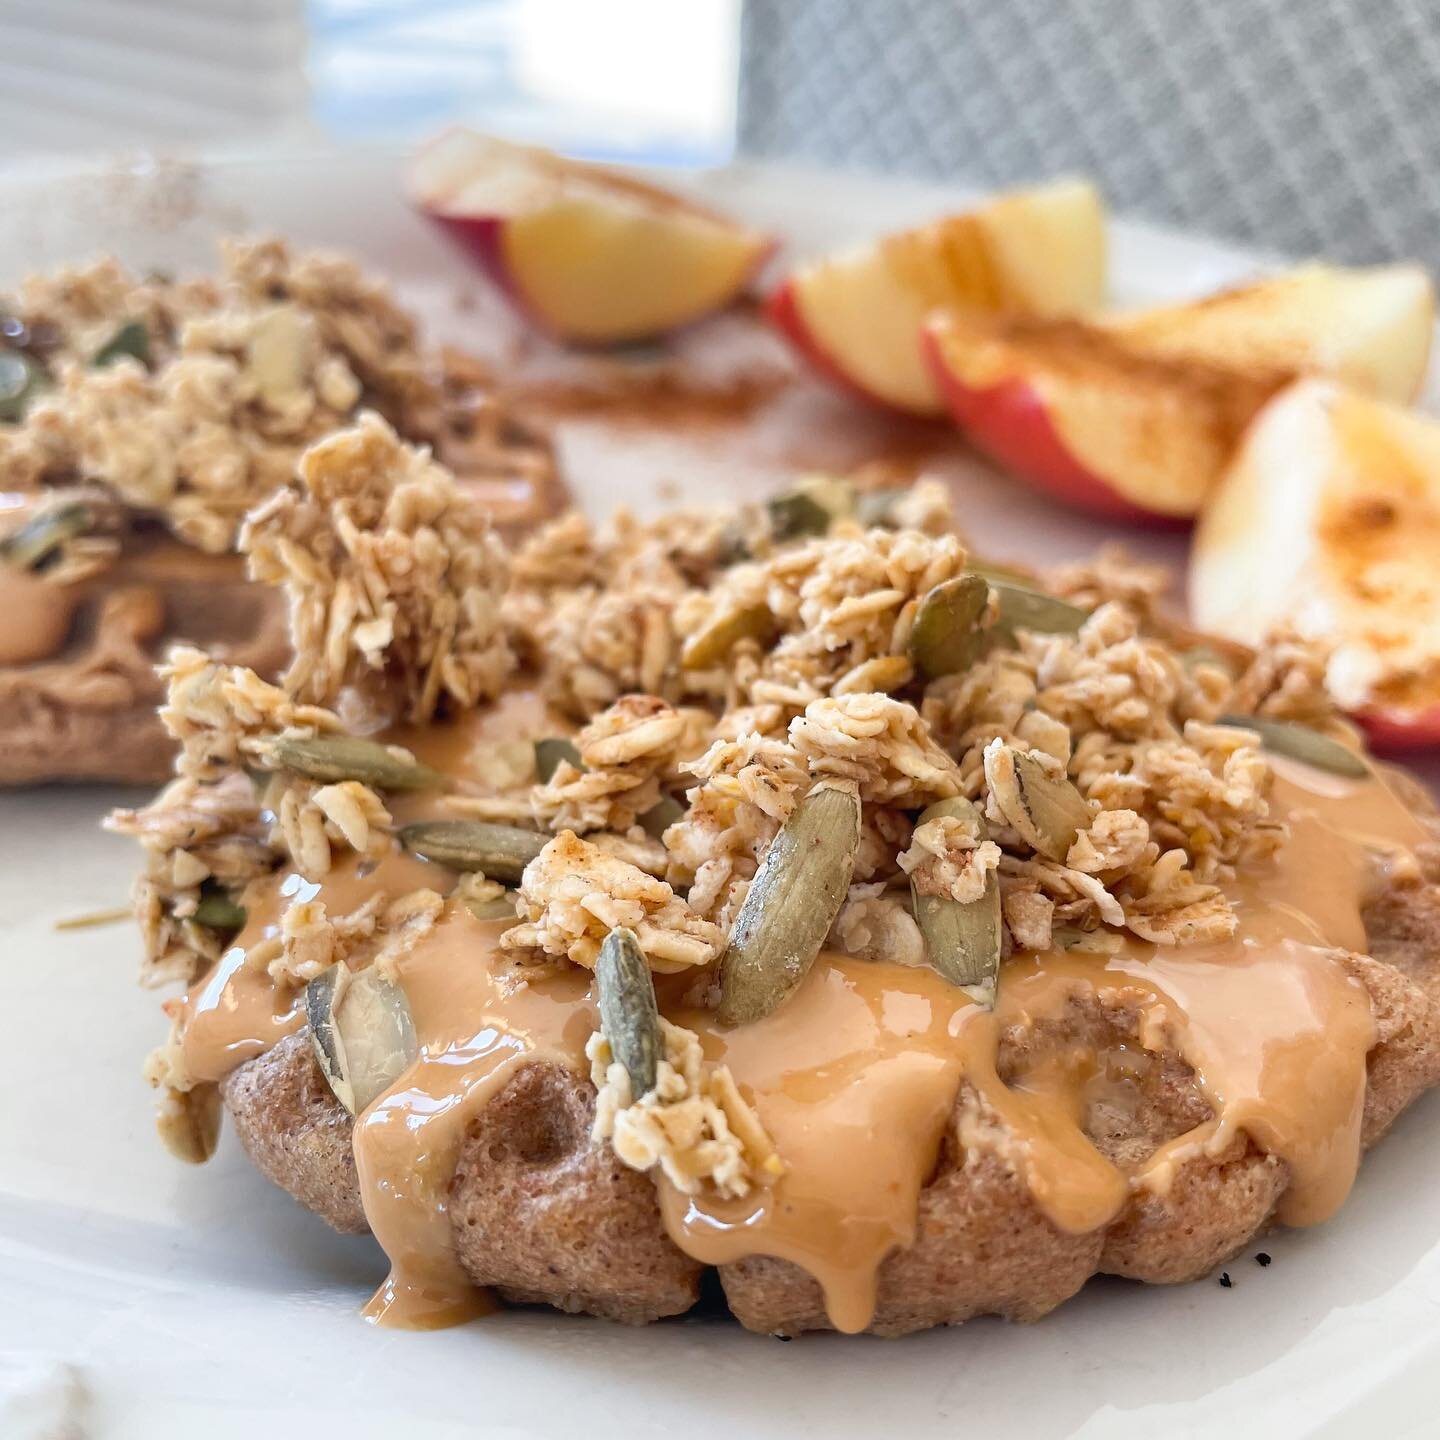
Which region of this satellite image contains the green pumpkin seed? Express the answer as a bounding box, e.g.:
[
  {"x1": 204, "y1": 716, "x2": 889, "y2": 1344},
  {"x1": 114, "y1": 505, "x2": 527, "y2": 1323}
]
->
[
  {"x1": 908, "y1": 573, "x2": 992, "y2": 680},
  {"x1": 534, "y1": 736, "x2": 583, "y2": 782},
  {"x1": 192, "y1": 891, "x2": 247, "y2": 932},
  {"x1": 680, "y1": 603, "x2": 777, "y2": 669},
  {"x1": 1216, "y1": 714, "x2": 1369, "y2": 778},
  {"x1": 267, "y1": 734, "x2": 446, "y2": 791},
  {"x1": 306, "y1": 964, "x2": 418, "y2": 1116},
  {"x1": 717, "y1": 784, "x2": 861, "y2": 1026},
  {"x1": 767, "y1": 476, "x2": 854, "y2": 541},
  {"x1": 714, "y1": 519, "x2": 752, "y2": 567},
  {"x1": 0, "y1": 500, "x2": 91, "y2": 571},
  {"x1": 0, "y1": 349, "x2": 46, "y2": 423},
  {"x1": 639, "y1": 792, "x2": 685, "y2": 841},
  {"x1": 985, "y1": 578, "x2": 1089, "y2": 642},
  {"x1": 984, "y1": 743, "x2": 1092, "y2": 861},
  {"x1": 92, "y1": 319, "x2": 151, "y2": 369},
  {"x1": 596, "y1": 926, "x2": 661, "y2": 1097},
  {"x1": 853, "y1": 485, "x2": 909, "y2": 529},
  {"x1": 400, "y1": 819, "x2": 546, "y2": 882},
  {"x1": 966, "y1": 559, "x2": 1037, "y2": 587},
  {"x1": 908, "y1": 797, "x2": 1002, "y2": 1007}
]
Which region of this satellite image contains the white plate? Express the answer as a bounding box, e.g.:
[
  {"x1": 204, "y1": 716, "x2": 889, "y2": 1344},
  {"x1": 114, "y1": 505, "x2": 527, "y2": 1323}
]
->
[{"x1": 3, "y1": 148, "x2": 1439, "y2": 1440}]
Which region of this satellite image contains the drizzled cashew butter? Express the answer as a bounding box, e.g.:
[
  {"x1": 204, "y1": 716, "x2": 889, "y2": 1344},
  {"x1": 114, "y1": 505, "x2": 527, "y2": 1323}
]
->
[{"x1": 111, "y1": 413, "x2": 1440, "y2": 1338}]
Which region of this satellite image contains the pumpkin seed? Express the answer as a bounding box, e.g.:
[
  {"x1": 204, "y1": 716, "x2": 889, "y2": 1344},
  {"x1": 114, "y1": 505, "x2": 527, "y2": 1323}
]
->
[
  {"x1": 853, "y1": 485, "x2": 909, "y2": 529},
  {"x1": 306, "y1": 963, "x2": 418, "y2": 1116},
  {"x1": 967, "y1": 559, "x2": 1038, "y2": 587},
  {"x1": 0, "y1": 349, "x2": 45, "y2": 423},
  {"x1": 267, "y1": 734, "x2": 446, "y2": 791},
  {"x1": 908, "y1": 797, "x2": 1002, "y2": 1007},
  {"x1": 639, "y1": 792, "x2": 685, "y2": 841},
  {"x1": 714, "y1": 520, "x2": 751, "y2": 566},
  {"x1": 192, "y1": 891, "x2": 246, "y2": 932},
  {"x1": 717, "y1": 784, "x2": 861, "y2": 1026},
  {"x1": 908, "y1": 573, "x2": 992, "y2": 680},
  {"x1": 1216, "y1": 714, "x2": 1369, "y2": 779},
  {"x1": 92, "y1": 319, "x2": 151, "y2": 369},
  {"x1": 400, "y1": 819, "x2": 546, "y2": 882},
  {"x1": 0, "y1": 500, "x2": 90, "y2": 571},
  {"x1": 596, "y1": 926, "x2": 661, "y2": 1097},
  {"x1": 680, "y1": 603, "x2": 777, "y2": 669},
  {"x1": 985, "y1": 578, "x2": 1089, "y2": 641},
  {"x1": 534, "y1": 736, "x2": 583, "y2": 782},
  {"x1": 767, "y1": 476, "x2": 854, "y2": 540},
  {"x1": 984, "y1": 742, "x2": 1092, "y2": 861}
]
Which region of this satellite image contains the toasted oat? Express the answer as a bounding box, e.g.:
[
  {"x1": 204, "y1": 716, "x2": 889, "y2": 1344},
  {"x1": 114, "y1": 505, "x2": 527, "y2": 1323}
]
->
[
  {"x1": 791, "y1": 693, "x2": 964, "y2": 807},
  {"x1": 265, "y1": 776, "x2": 393, "y2": 882},
  {"x1": 828, "y1": 882, "x2": 928, "y2": 967}
]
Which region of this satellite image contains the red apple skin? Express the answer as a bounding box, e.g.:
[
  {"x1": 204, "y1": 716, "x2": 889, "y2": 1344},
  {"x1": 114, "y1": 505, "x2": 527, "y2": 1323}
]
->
[
  {"x1": 1352, "y1": 704, "x2": 1440, "y2": 753},
  {"x1": 764, "y1": 280, "x2": 903, "y2": 410},
  {"x1": 921, "y1": 330, "x2": 1190, "y2": 527},
  {"x1": 425, "y1": 212, "x2": 778, "y2": 345},
  {"x1": 425, "y1": 212, "x2": 556, "y2": 335}
]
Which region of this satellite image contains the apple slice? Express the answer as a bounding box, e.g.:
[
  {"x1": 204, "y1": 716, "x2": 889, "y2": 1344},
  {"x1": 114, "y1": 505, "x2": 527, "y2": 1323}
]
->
[
  {"x1": 1192, "y1": 377, "x2": 1440, "y2": 749},
  {"x1": 924, "y1": 263, "x2": 1436, "y2": 520},
  {"x1": 1114, "y1": 263, "x2": 1434, "y2": 406},
  {"x1": 409, "y1": 129, "x2": 774, "y2": 344},
  {"x1": 768, "y1": 179, "x2": 1106, "y2": 415}
]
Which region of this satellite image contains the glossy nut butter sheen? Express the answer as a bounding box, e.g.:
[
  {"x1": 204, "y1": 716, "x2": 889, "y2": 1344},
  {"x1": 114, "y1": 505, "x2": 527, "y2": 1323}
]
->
[{"x1": 177, "y1": 729, "x2": 1426, "y2": 1334}]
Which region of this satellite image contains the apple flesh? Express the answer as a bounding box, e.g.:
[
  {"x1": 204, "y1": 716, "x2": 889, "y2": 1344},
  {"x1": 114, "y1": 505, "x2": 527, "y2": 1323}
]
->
[
  {"x1": 409, "y1": 129, "x2": 774, "y2": 345},
  {"x1": 925, "y1": 264, "x2": 1435, "y2": 520},
  {"x1": 924, "y1": 309, "x2": 1270, "y2": 520},
  {"x1": 1192, "y1": 377, "x2": 1440, "y2": 749},
  {"x1": 768, "y1": 178, "x2": 1106, "y2": 415}
]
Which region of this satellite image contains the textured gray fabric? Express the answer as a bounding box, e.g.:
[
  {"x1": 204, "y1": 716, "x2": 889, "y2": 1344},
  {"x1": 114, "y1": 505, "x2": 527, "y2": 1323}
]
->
[{"x1": 739, "y1": 0, "x2": 1440, "y2": 270}]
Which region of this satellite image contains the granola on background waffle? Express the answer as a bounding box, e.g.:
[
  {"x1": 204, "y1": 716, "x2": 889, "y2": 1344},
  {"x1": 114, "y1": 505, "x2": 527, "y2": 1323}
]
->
[
  {"x1": 109, "y1": 425, "x2": 1440, "y2": 1337},
  {"x1": 0, "y1": 239, "x2": 563, "y2": 785}
]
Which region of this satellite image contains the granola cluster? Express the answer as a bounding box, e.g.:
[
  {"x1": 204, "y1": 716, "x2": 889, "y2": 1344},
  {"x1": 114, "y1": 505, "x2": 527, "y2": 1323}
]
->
[
  {"x1": 497, "y1": 512, "x2": 1322, "y2": 957},
  {"x1": 241, "y1": 412, "x2": 513, "y2": 723},
  {"x1": 107, "y1": 418, "x2": 514, "y2": 990},
  {"x1": 1, "y1": 239, "x2": 557, "y2": 564},
  {"x1": 1, "y1": 242, "x2": 408, "y2": 552},
  {"x1": 588, "y1": 1019, "x2": 784, "y2": 1200},
  {"x1": 505, "y1": 830, "x2": 722, "y2": 972},
  {"x1": 530, "y1": 694, "x2": 690, "y2": 834}
]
